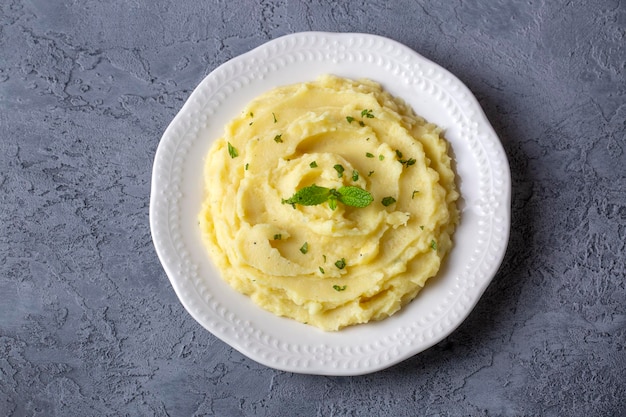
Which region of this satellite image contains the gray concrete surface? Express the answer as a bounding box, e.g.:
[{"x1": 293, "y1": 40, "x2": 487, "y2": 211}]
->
[{"x1": 1, "y1": 1, "x2": 625, "y2": 416}]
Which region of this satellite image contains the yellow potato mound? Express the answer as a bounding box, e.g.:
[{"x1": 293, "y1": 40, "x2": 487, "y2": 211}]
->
[{"x1": 199, "y1": 75, "x2": 459, "y2": 331}]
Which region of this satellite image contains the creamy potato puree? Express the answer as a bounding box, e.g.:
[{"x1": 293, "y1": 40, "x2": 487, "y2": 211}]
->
[{"x1": 199, "y1": 75, "x2": 459, "y2": 331}]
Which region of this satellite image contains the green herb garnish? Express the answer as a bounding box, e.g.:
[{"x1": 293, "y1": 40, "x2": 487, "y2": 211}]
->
[
  {"x1": 352, "y1": 170, "x2": 359, "y2": 181},
  {"x1": 361, "y1": 109, "x2": 374, "y2": 118},
  {"x1": 334, "y1": 187, "x2": 373, "y2": 208},
  {"x1": 245, "y1": 163, "x2": 249, "y2": 170},
  {"x1": 366, "y1": 152, "x2": 374, "y2": 158},
  {"x1": 395, "y1": 149, "x2": 403, "y2": 158},
  {"x1": 319, "y1": 267, "x2": 325, "y2": 274},
  {"x1": 379, "y1": 154, "x2": 384, "y2": 161},
  {"x1": 300, "y1": 242, "x2": 309, "y2": 254},
  {"x1": 281, "y1": 184, "x2": 374, "y2": 210},
  {"x1": 346, "y1": 116, "x2": 355, "y2": 124},
  {"x1": 359, "y1": 121, "x2": 365, "y2": 127},
  {"x1": 430, "y1": 240, "x2": 437, "y2": 251},
  {"x1": 334, "y1": 258, "x2": 346, "y2": 269},
  {"x1": 368, "y1": 170, "x2": 374, "y2": 176},
  {"x1": 400, "y1": 158, "x2": 416, "y2": 167},
  {"x1": 309, "y1": 161, "x2": 318, "y2": 168},
  {"x1": 412, "y1": 190, "x2": 419, "y2": 199},
  {"x1": 381, "y1": 196, "x2": 396, "y2": 207},
  {"x1": 227, "y1": 142, "x2": 238, "y2": 158},
  {"x1": 282, "y1": 184, "x2": 330, "y2": 206},
  {"x1": 334, "y1": 164, "x2": 345, "y2": 178},
  {"x1": 333, "y1": 285, "x2": 347, "y2": 291},
  {"x1": 274, "y1": 134, "x2": 283, "y2": 143},
  {"x1": 273, "y1": 234, "x2": 282, "y2": 240},
  {"x1": 272, "y1": 112, "x2": 277, "y2": 123}
]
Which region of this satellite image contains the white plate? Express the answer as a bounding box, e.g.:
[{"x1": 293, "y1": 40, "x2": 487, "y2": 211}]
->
[{"x1": 150, "y1": 32, "x2": 511, "y2": 375}]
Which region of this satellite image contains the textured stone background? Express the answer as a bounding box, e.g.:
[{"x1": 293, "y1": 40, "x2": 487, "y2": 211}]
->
[{"x1": 1, "y1": 0, "x2": 625, "y2": 416}]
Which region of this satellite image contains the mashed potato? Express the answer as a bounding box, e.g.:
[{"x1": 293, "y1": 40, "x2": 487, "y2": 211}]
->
[{"x1": 199, "y1": 75, "x2": 459, "y2": 331}]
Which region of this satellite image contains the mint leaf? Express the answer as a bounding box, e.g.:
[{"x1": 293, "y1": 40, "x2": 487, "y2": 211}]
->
[
  {"x1": 282, "y1": 184, "x2": 331, "y2": 206},
  {"x1": 282, "y1": 184, "x2": 373, "y2": 210},
  {"x1": 328, "y1": 197, "x2": 338, "y2": 211},
  {"x1": 337, "y1": 186, "x2": 373, "y2": 208}
]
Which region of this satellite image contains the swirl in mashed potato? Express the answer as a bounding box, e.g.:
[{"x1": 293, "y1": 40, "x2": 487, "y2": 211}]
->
[{"x1": 199, "y1": 75, "x2": 459, "y2": 331}]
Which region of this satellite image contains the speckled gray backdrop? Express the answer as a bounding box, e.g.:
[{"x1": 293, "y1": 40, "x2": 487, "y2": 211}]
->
[{"x1": 1, "y1": 0, "x2": 624, "y2": 416}]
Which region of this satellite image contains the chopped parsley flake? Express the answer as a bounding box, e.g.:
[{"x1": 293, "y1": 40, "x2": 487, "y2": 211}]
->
[
  {"x1": 366, "y1": 152, "x2": 374, "y2": 158},
  {"x1": 333, "y1": 164, "x2": 345, "y2": 178},
  {"x1": 400, "y1": 158, "x2": 416, "y2": 167},
  {"x1": 346, "y1": 116, "x2": 355, "y2": 123},
  {"x1": 274, "y1": 134, "x2": 283, "y2": 143},
  {"x1": 273, "y1": 234, "x2": 282, "y2": 240},
  {"x1": 272, "y1": 112, "x2": 277, "y2": 123},
  {"x1": 352, "y1": 170, "x2": 359, "y2": 181},
  {"x1": 379, "y1": 154, "x2": 384, "y2": 161},
  {"x1": 319, "y1": 267, "x2": 325, "y2": 274},
  {"x1": 335, "y1": 258, "x2": 346, "y2": 269},
  {"x1": 300, "y1": 242, "x2": 309, "y2": 254},
  {"x1": 368, "y1": 170, "x2": 374, "y2": 177},
  {"x1": 333, "y1": 285, "x2": 347, "y2": 292},
  {"x1": 412, "y1": 190, "x2": 419, "y2": 199},
  {"x1": 359, "y1": 121, "x2": 365, "y2": 127},
  {"x1": 420, "y1": 225, "x2": 424, "y2": 230},
  {"x1": 395, "y1": 149, "x2": 403, "y2": 158},
  {"x1": 381, "y1": 196, "x2": 396, "y2": 207},
  {"x1": 245, "y1": 163, "x2": 249, "y2": 170},
  {"x1": 227, "y1": 142, "x2": 238, "y2": 158},
  {"x1": 361, "y1": 109, "x2": 374, "y2": 118},
  {"x1": 309, "y1": 161, "x2": 318, "y2": 168},
  {"x1": 430, "y1": 240, "x2": 438, "y2": 251}
]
